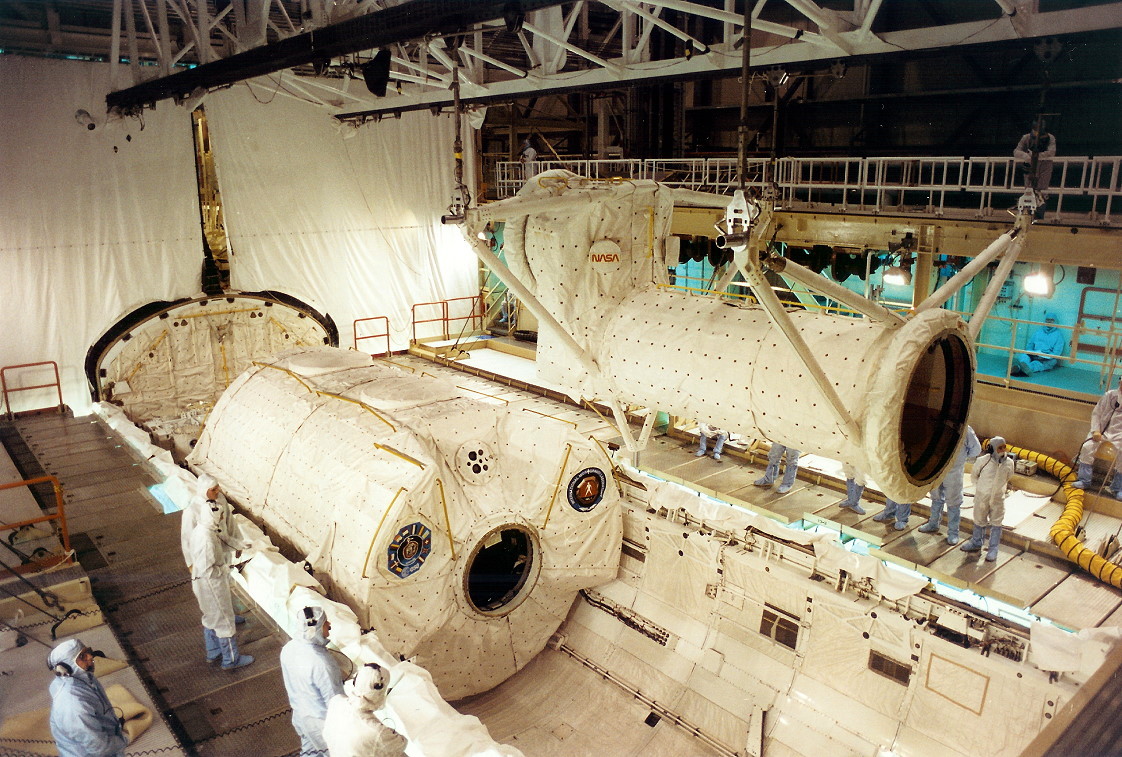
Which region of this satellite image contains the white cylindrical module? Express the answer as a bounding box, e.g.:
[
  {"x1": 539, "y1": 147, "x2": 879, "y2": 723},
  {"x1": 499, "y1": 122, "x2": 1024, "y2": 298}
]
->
[
  {"x1": 469, "y1": 173, "x2": 976, "y2": 503},
  {"x1": 596, "y1": 287, "x2": 974, "y2": 502},
  {"x1": 188, "y1": 347, "x2": 621, "y2": 699}
]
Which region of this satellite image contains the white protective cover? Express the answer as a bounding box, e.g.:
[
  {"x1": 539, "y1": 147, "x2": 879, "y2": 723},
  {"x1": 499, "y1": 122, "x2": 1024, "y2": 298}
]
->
[
  {"x1": 97, "y1": 295, "x2": 330, "y2": 426},
  {"x1": 189, "y1": 346, "x2": 621, "y2": 699},
  {"x1": 0, "y1": 56, "x2": 200, "y2": 413},
  {"x1": 480, "y1": 172, "x2": 972, "y2": 502},
  {"x1": 203, "y1": 81, "x2": 479, "y2": 349}
]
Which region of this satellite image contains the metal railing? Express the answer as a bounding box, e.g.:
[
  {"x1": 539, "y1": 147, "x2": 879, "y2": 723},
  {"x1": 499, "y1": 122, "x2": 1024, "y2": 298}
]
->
[
  {"x1": 410, "y1": 296, "x2": 485, "y2": 344},
  {"x1": 0, "y1": 475, "x2": 71, "y2": 573},
  {"x1": 496, "y1": 155, "x2": 1121, "y2": 225},
  {"x1": 1, "y1": 361, "x2": 65, "y2": 419},
  {"x1": 961, "y1": 313, "x2": 1120, "y2": 397},
  {"x1": 353, "y1": 316, "x2": 391, "y2": 357}
]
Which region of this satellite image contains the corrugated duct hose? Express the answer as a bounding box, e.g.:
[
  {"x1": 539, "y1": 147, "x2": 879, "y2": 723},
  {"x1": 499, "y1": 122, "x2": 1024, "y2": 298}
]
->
[{"x1": 1006, "y1": 443, "x2": 1122, "y2": 589}]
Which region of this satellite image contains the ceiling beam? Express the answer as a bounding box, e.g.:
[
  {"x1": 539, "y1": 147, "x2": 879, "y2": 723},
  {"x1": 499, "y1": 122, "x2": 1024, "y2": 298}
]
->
[
  {"x1": 105, "y1": 0, "x2": 565, "y2": 111},
  {"x1": 334, "y1": 3, "x2": 1122, "y2": 120}
]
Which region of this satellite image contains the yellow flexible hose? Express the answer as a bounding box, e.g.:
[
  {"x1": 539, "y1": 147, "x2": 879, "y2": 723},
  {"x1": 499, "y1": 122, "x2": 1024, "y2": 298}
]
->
[{"x1": 1006, "y1": 444, "x2": 1122, "y2": 588}]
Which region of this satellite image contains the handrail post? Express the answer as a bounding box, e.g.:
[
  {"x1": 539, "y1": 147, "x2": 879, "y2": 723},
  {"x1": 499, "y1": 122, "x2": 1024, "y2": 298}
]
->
[{"x1": 53, "y1": 477, "x2": 70, "y2": 556}]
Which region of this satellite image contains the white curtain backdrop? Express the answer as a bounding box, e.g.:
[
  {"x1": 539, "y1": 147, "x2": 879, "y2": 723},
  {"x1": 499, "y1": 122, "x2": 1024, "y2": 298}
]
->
[
  {"x1": 0, "y1": 56, "x2": 201, "y2": 414},
  {"x1": 204, "y1": 78, "x2": 478, "y2": 351}
]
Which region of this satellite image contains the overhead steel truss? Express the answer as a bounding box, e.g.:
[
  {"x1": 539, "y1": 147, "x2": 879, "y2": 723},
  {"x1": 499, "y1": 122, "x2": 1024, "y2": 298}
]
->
[{"x1": 13, "y1": 0, "x2": 1114, "y2": 116}]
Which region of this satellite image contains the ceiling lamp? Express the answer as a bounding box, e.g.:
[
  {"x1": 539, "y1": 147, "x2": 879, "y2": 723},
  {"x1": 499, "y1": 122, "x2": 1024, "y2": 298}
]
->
[
  {"x1": 1024, "y1": 264, "x2": 1055, "y2": 297},
  {"x1": 883, "y1": 254, "x2": 914, "y2": 286}
]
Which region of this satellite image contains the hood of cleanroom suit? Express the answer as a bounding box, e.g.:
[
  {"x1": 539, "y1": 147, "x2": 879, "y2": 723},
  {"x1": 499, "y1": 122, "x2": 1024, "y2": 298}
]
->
[
  {"x1": 298, "y1": 606, "x2": 329, "y2": 642},
  {"x1": 48, "y1": 638, "x2": 87, "y2": 673},
  {"x1": 188, "y1": 346, "x2": 622, "y2": 699}
]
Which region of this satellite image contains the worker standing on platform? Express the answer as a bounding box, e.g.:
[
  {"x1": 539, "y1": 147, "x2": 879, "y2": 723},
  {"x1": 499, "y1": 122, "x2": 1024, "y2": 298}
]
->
[
  {"x1": 1013, "y1": 120, "x2": 1056, "y2": 219},
  {"x1": 190, "y1": 497, "x2": 254, "y2": 670},
  {"x1": 839, "y1": 463, "x2": 867, "y2": 515},
  {"x1": 1073, "y1": 376, "x2": 1122, "y2": 500},
  {"x1": 754, "y1": 443, "x2": 801, "y2": 494},
  {"x1": 324, "y1": 663, "x2": 407, "y2": 756},
  {"x1": 519, "y1": 137, "x2": 538, "y2": 180},
  {"x1": 919, "y1": 425, "x2": 981, "y2": 545},
  {"x1": 961, "y1": 436, "x2": 1015, "y2": 561},
  {"x1": 47, "y1": 638, "x2": 128, "y2": 757},
  {"x1": 872, "y1": 498, "x2": 912, "y2": 530},
  {"x1": 281, "y1": 606, "x2": 344, "y2": 756}
]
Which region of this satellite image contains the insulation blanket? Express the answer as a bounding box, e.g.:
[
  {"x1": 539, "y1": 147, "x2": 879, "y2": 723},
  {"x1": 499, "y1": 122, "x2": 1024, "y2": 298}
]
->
[
  {"x1": 1029, "y1": 622, "x2": 1122, "y2": 676},
  {"x1": 474, "y1": 172, "x2": 974, "y2": 503},
  {"x1": 190, "y1": 346, "x2": 622, "y2": 699},
  {"x1": 232, "y1": 514, "x2": 522, "y2": 755}
]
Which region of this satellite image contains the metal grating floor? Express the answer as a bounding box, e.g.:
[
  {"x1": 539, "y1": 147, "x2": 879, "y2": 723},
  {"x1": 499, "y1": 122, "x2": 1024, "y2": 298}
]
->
[{"x1": 10, "y1": 412, "x2": 300, "y2": 757}]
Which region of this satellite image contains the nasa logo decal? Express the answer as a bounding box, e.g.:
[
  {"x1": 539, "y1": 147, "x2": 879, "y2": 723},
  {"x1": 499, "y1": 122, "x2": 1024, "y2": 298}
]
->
[
  {"x1": 387, "y1": 522, "x2": 432, "y2": 578},
  {"x1": 567, "y1": 467, "x2": 607, "y2": 512}
]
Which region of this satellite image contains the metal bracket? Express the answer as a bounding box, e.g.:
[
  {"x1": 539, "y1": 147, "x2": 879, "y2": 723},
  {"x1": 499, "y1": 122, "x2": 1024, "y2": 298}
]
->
[{"x1": 726, "y1": 199, "x2": 864, "y2": 446}]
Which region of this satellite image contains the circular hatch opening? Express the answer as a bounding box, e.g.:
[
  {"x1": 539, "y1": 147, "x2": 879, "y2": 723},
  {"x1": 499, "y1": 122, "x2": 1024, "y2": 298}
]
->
[
  {"x1": 465, "y1": 526, "x2": 534, "y2": 615},
  {"x1": 900, "y1": 330, "x2": 974, "y2": 485}
]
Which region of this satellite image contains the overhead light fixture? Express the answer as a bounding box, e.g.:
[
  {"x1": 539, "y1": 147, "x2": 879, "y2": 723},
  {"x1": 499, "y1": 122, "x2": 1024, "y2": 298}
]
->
[
  {"x1": 360, "y1": 49, "x2": 392, "y2": 97},
  {"x1": 1024, "y1": 263, "x2": 1055, "y2": 297},
  {"x1": 883, "y1": 266, "x2": 912, "y2": 286},
  {"x1": 883, "y1": 254, "x2": 914, "y2": 286},
  {"x1": 765, "y1": 67, "x2": 789, "y2": 87}
]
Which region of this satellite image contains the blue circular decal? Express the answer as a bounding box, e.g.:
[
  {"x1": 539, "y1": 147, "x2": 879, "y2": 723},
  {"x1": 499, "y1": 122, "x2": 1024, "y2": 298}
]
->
[
  {"x1": 566, "y1": 467, "x2": 607, "y2": 512},
  {"x1": 387, "y1": 522, "x2": 432, "y2": 578}
]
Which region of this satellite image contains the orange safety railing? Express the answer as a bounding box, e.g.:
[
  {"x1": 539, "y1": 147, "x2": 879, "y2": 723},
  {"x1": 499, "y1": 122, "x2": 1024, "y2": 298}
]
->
[
  {"x1": 411, "y1": 296, "x2": 486, "y2": 345},
  {"x1": 412, "y1": 301, "x2": 450, "y2": 343},
  {"x1": 1, "y1": 361, "x2": 65, "y2": 419},
  {"x1": 0, "y1": 475, "x2": 71, "y2": 573},
  {"x1": 353, "y1": 316, "x2": 392, "y2": 357},
  {"x1": 445, "y1": 295, "x2": 485, "y2": 336}
]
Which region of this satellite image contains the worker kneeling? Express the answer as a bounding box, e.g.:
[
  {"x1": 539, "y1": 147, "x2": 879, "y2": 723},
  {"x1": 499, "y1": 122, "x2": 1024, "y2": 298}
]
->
[
  {"x1": 281, "y1": 606, "x2": 344, "y2": 755},
  {"x1": 324, "y1": 663, "x2": 406, "y2": 756}
]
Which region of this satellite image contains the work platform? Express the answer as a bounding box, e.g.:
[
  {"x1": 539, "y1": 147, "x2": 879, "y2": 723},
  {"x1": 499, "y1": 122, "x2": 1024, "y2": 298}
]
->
[
  {"x1": 405, "y1": 342, "x2": 1122, "y2": 634},
  {"x1": 4, "y1": 348, "x2": 1122, "y2": 756},
  {"x1": 0, "y1": 413, "x2": 299, "y2": 757}
]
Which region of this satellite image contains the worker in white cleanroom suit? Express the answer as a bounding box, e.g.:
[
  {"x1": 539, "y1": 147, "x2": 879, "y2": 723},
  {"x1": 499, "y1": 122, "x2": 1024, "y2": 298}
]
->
[
  {"x1": 872, "y1": 498, "x2": 911, "y2": 530},
  {"x1": 47, "y1": 638, "x2": 128, "y2": 757},
  {"x1": 839, "y1": 463, "x2": 867, "y2": 514},
  {"x1": 961, "y1": 436, "x2": 1015, "y2": 562},
  {"x1": 919, "y1": 425, "x2": 981, "y2": 545},
  {"x1": 181, "y1": 474, "x2": 238, "y2": 567},
  {"x1": 695, "y1": 423, "x2": 728, "y2": 461},
  {"x1": 1073, "y1": 376, "x2": 1122, "y2": 500},
  {"x1": 183, "y1": 475, "x2": 247, "y2": 624},
  {"x1": 280, "y1": 606, "x2": 344, "y2": 756},
  {"x1": 323, "y1": 663, "x2": 407, "y2": 756},
  {"x1": 190, "y1": 496, "x2": 253, "y2": 670},
  {"x1": 1012, "y1": 312, "x2": 1065, "y2": 376},
  {"x1": 754, "y1": 443, "x2": 802, "y2": 493}
]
